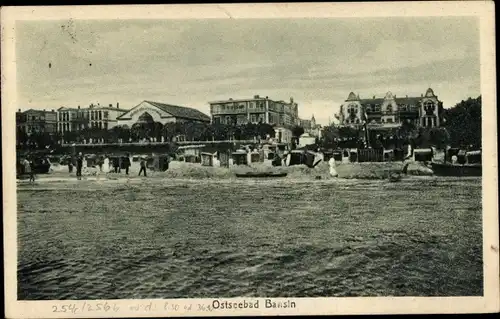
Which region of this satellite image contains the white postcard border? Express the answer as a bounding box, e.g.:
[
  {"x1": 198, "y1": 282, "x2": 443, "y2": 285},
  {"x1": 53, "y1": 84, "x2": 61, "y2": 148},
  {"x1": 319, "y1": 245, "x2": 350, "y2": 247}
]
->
[{"x1": 2, "y1": 2, "x2": 499, "y2": 317}]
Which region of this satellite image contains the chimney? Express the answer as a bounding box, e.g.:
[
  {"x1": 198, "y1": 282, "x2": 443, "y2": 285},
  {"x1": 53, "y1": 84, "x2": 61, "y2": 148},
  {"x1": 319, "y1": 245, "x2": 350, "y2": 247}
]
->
[
  {"x1": 265, "y1": 96, "x2": 268, "y2": 99},
  {"x1": 373, "y1": 95, "x2": 375, "y2": 99},
  {"x1": 97, "y1": 102, "x2": 100, "y2": 106},
  {"x1": 18, "y1": 109, "x2": 21, "y2": 112},
  {"x1": 290, "y1": 97, "x2": 294, "y2": 103},
  {"x1": 421, "y1": 94, "x2": 423, "y2": 97},
  {"x1": 78, "y1": 105, "x2": 81, "y2": 109},
  {"x1": 254, "y1": 95, "x2": 260, "y2": 99},
  {"x1": 229, "y1": 98, "x2": 233, "y2": 101},
  {"x1": 109, "y1": 104, "x2": 112, "y2": 107},
  {"x1": 52, "y1": 109, "x2": 55, "y2": 112},
  {"x1": 406, "y1": 95, "x2": 408, "y2": 98},
  {"x1": 117, "y1": 102, "x2": 119, "y2": 108}
]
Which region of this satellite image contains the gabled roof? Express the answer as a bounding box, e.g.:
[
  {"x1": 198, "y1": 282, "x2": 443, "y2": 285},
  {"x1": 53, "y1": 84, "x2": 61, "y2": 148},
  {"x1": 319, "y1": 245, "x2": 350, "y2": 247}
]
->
[
  {"x1": 425, "y1": 88, "x2": 436, "y2": 97},
  {"x1": 58, "y1": 106, "x2": 79, "y2": 111},
  {"x1": 360, "y1": 98, "x2": 385, "y2": 105},
  {"x1": 145, "y1": 101, "x2": 210, "y2": 122},
  {"x1": 346, "y1": 92, "x2": 358, "y2": 101}
]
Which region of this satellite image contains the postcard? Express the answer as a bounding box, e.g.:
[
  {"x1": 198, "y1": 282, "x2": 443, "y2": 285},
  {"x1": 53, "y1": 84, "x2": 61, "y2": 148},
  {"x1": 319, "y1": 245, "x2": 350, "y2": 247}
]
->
[{"x1": 2, "y1": 2, "x2": 499, "y2": 317}]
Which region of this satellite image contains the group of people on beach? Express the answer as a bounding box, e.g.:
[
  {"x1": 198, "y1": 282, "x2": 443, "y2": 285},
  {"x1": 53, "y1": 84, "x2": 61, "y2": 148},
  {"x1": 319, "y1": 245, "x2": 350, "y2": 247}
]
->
[{"x1": 70, "y1": 153, "x2": 148, "y2": 180}]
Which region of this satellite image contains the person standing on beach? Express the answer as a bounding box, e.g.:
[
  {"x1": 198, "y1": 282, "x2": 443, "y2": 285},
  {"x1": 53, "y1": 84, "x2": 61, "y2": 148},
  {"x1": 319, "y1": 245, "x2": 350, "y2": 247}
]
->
[
  {"x1": 68, "y1": 155, "x2": 74, "y2": 173},
  {"x1": 103, "y1": 155, "x2": 110, "y2": 173},
  {"x1": 23, "y1": 157, "x2": 35, "y2": 183},
  {"x1": 113, "y1": 157, "x2": 120, "y2": 173},
  {"x1": 138, "y1": 157, "x2": 147, "y2": 177},
  {"x1": 76, "y1": 152, "x2": 83, "y2": 180},
  {"x1": 98, "y1": 155, "x2": 103, "y2": 172},
  {"x1": 123, "y1": 154, "x2": 131, "y2": 175},
  {"x1": 329, "y1": 157, "x2": 338, "y2": 178}
]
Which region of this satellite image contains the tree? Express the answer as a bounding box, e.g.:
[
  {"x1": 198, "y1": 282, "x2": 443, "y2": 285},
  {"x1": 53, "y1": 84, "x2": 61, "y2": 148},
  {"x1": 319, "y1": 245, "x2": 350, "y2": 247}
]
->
[
  {"x1": 152, "y1": 122, "x2": 164, "y2": 141},
  {"x1": 399, "y1": 120, "x2": 418, "y2": 140},
  {"x1": 16, "y1": 127, "x2": 28, "y2": 148},
  {"x1": 338, "y1": 126, "x2": 359, "y2": 139},
  {"x1": 443, "y1": 96, "x2": 481, "y2": 148},
  {"x1": 110, "y1": 125, "x2": 131, "y2": 142},
  {"x1": 240, "y1": 123, "x2": 258, "y2": 140},
  {"x1": 257, "y1": 123, "x2": 276, "y2": 139},
  {"x1": 162, "y1": 123, "x2": 177, "y2": 141},
  {"x1": 428, "y1": 127, "x2": 450, "y2": 149},
  {"x1": 319, "y1": 125, "x2": 339, "y2": 149},
  {"x1": 291, "y1": 125, "x2": 305, "y2": 138}
]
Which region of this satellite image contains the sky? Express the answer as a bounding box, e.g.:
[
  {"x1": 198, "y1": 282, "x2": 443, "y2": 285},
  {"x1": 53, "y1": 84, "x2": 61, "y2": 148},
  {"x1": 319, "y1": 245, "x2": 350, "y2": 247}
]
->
[{"x1": 16, "y1": 17, "x2": 480, "y2": 125}]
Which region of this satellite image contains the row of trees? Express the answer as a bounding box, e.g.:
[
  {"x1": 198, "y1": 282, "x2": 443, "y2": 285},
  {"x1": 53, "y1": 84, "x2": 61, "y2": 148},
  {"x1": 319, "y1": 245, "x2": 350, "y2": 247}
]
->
[{"x1": 16, "y1": 122, "x2": 281, "y2": 150}]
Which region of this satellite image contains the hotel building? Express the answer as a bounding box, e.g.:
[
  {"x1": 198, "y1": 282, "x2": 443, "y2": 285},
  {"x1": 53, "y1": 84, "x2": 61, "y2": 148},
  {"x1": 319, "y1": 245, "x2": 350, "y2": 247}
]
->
[
  {"x1": 16, "y1": 109, "x2": 58, "y2": 135},
  {"x1": 336, "y1": 88, "x2": 443, "y2": 129},
  {"x1": 57, "y1": 103, "x2": 127, "y2": 133},
  {"x1": 208, "y1": 95, "x2": 301, "y2": 143},
  {"x1": 209, "y1": 95, "x2": 299, "y2": 127}
]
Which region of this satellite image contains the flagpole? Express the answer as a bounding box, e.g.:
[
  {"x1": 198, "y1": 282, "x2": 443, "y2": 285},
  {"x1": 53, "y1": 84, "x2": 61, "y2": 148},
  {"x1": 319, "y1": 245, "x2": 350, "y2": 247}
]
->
[
  {"x1": 363, "y1": 109, "x2": 370, "y2": 148},
  {"x1": 364, "y1": 121, "x2": 370, "y2": 148}
]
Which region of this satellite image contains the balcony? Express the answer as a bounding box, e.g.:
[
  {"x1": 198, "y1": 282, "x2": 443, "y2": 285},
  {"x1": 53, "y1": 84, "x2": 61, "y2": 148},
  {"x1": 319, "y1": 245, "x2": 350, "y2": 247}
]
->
[{"x1": 398, "y1": 108, "x2": 419, "y2": 114}]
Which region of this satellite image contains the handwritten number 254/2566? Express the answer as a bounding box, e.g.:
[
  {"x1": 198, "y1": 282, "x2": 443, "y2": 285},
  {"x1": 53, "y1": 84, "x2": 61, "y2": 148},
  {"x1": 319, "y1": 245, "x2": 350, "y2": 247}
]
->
[{"x1": 52, "y1": 302, "x2": 119, "y2": 313}]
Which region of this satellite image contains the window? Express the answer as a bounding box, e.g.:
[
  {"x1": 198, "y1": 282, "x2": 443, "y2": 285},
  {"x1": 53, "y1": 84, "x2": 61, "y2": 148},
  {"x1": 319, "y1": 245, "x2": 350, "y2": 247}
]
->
[
  {"x1": 104, "y1": 122, "x2": 108, "y2": 130},
  {"x1": 424, "y1": 101, "x2": 435, "y2": 116},
  {"x1": 347, "y1": 103, "x2": 357, "y2": 113},
  {"x1": 386, "y1": 105, "x2": 392, "y2": 113},
  {"x1": 99, "y1": 111, "x2": 102, "y2": 120},
  {"x1": 99, "y1": 122, "x2": 102, "y2": 129}
]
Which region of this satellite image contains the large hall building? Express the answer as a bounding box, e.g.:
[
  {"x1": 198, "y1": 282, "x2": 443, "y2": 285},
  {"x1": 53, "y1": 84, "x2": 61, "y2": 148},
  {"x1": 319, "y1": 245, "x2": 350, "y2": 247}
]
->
[
  {"x1": 336, "y1": 88, "x2": 443, "y2": 129},
  {"x1": 116, "y1": 100, "x2": 211, "y2": 126}
]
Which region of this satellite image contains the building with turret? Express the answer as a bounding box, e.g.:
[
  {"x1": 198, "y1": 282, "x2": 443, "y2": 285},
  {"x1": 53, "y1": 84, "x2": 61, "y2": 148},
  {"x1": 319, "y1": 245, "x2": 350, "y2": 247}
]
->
[
  {"x1": 300, "y1": 114, "x2": 322, "y2": 138},
  {"x1": 336, "y1": 88, "x2": 443, "y2": 129}
]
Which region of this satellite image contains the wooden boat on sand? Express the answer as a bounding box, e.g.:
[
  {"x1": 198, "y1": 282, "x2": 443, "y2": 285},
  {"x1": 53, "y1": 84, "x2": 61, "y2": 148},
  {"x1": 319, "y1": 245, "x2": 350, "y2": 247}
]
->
[
  {"x1": 430, "y1": 149, "x2": 482, "y2": 177},
  {"x1": 235, "y1": 172, "x2": 288, "y2": 178},
  {"x1": 430, "y1": 162, "x2": 482, "y2": 177}
]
